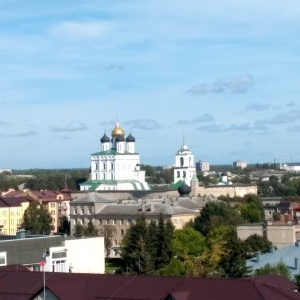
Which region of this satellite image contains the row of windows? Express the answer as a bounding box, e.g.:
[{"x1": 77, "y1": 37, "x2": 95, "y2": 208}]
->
[
  {"x1": 99, "y1": 219, "x2": 131, "y2": 226},
  {"x1": 0, "y1": 219, "x2": 21, "y2": 225},
  {"x1": 73, "y1": 208, "x2": 92, "y2": 215},
  {"x1": 94, "y1": 162, "x2": 138, "y2": 171},
  {"x1": 98, "y1": 228, "x2": 127, "y2": 236},
  {"x1": 0, "y1": 211, "x2": 21, "y2": 216}
]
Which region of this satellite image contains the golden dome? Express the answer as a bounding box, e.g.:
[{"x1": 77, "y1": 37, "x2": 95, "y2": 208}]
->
[{"x1": 111, "y1": 122, "x2": 125, "y2": 137}]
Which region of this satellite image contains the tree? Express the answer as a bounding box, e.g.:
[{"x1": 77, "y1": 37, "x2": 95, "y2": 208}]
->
[
  {"x1": 171, "y1": 226, "x2": 206, "y2": 259},
  {"x1": 58, "y1": 216, "x2": 70, "y2": 235},
  {"x1": 101, "y1": 225, "x2": 114, "y2": 257},
  {"x1": 273, "y1": 211, "x2": 281, "y2": 221},
  {"x1": 74, "y1": 222, "x2": 84, "y2": 237},
  {"x1": 84, "y1": 221, "x2": 98, "y2": 236},
  {"x1": 194, "y1": 202, "x2": 242, "y2": 236},
  {"x1": 23, "y1": 203, "x2": 53, "y2": 234},
  {"x1": 244, "y1": 234, "x2": 272, "y2": 259},
  {"x1": 256, "y1": 262, "x2": 292, "y2": 280}
]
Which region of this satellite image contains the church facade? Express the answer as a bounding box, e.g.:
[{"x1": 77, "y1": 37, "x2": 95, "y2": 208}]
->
[{"x1": 80, "y1": 122, "x2": 149, "y2": 191}]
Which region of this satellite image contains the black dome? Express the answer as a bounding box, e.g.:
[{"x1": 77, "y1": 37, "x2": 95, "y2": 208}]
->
[
  {"x1": 116, "y1": 135, "x2": 125, "y2": 142},
  {"x1": 178, "y1": 181, "x2": 191, "y2": 197},
  {"x1": 126, "y1": 133, "x2": 135, "y2": 142},
  {"x1": 100, "y1": 133, "x2": 110, "y2": 143}
]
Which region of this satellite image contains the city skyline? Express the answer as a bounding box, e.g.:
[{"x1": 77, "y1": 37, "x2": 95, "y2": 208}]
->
[{"x1": 1, "y1": 1, "x2": 300, "y2": 169}]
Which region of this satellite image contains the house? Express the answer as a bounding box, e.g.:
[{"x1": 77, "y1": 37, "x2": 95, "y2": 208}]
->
[
  {"x1": 247, "y1": 240, "x2": 300, "y2": 277},
  {"x1": 0, "y1": 268, "x2": 298, "y2": 300},
  {"x1": 0, "y1": 230, "x2": 105, "y2": 274},
  {"x1": 2, "y1": 187, "x2": 72, "y2": 233},
  {"x1": 0, "y1": 196, "x2": 37, "y2": 235}
]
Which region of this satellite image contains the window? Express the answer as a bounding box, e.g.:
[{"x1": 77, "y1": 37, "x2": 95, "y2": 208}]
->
[
  {"x1": 120, "y1": 219, "x2": 124, "y2": 225},
  {"x1": 111, "y1": 174, "x2": 113, "y2": 180},
  {"x1": 113, "y1": 219, "x2": 116, "y2": 225},
  {"x1": 113, "y1": 229, "x2": 117, "y2": 235},
  {"x1": 99, "y1": 229, "x2": 103, "y2": 235},
  {"x1": 99, "y1": 219, "x2": 102, "y2": 225},
  {"x1": 10, "y1": 219, "x2": 14, "y2": 225},
  {"x1": 183, "y1": 171, "x2": 186, "y2": 178},
  {"x1": 17, "y1": 211, "x2": 20, "y2": 216},
  {"x1": 88, "y1": 208, "x2": 92, "y2": 215},
  {"x1": 74, "y1": 208, "x2": 77, "y2": 215},
  {"x1": 103, "y1": 162, "x2": 106, "y2": 170},
  {"x1": 3, "y1": 212, "x2": 6, "y2": 216},
  {"x1": 80, "y1": 207, "x2": 84, "y2": 215},
  {"x1": 121, "y1": 229, "x2": 125, "y2": 235},
  {"x1": 106, "y1": 219, "x2": 109, "y2": 225},
  {"x1": 10, "y1": 211, "x2": 14, "y2": 216},
  {"x1": 51, "y1": 210, "x2": 55, "y2": 215},
  {"x1": 177, "y1": 171, "x2": 180, "y2": 178},
  {"x1": 17, "y1": 219, "x2": 21, "y2": 225},
  {"x1": 111, "y1": 162, "x2": 113, "y2": 170},
  {"x1": 113, "y1": 240, "x2": 117, "y2": 246},
  {"x1": 52, "y1": 260, "x2": 66, "y2": 272},
  {"x1": 127, "y1": 220, "x2": 131, "y2": 226},
  {"x1": 95, "y1": 162, "x2": 98, "y2": 170},
  {"x1": 51, "y1": 203, "x2": 55, "y2": 208},
  {"x1": 103, "y1": 173, "x2": 106, "y2": 180},
  {"x1": 180, "y1": 157, "x2": 184, "y2": 167}
]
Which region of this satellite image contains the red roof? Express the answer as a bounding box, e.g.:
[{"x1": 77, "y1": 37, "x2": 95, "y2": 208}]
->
[{"x1": 0, "y1": 267, "x2": 299, "y2": 300}]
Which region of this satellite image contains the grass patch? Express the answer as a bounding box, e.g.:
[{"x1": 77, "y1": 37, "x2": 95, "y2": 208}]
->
[{"x1": 105, "y1": 258, "x2": 122, "y2": 274}]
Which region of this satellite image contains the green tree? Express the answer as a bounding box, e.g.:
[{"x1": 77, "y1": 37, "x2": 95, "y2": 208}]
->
[
  {"x1": 244, "y1": 234, "x2": 272, "y2": 259},
  {"x1": 58, "y1": 216, "x2": 70, "y2": 235},
  {"x1": 84, "y1": 221, "x2": 98, "y2": 236},
  {"x1": 121, "y1": 214, "x2": 154, "y2": 274},
  {"x1": 23, "y1": 203, "x2": 53, "y2": 234},
  {"x1": 74, "y1": 222, "x2": 84, "y2": 237},
  {"x1": 194, "y1": 202, "x2": 242, "y2": 236},
  {"x1": 256, "y1": 261, "x2": 292, "y2": 280},
  {"x1": 273, "y1": 211, "x2": 281, "y2": 221},
  {"x1": 171, "y1": 226, "x2": 206, "y2": 259}
]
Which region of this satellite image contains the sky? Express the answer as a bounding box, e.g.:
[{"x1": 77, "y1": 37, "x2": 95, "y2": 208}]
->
[{"x1": 1, "y1": 0, "x2": 300, "y2": 169}]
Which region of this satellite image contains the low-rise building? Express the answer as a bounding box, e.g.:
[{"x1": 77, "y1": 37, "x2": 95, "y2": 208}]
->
[
  {"x1": 70, "y1": 192, "x2": 202, "y2": 257},
  {"x1": 233, "y1": 160, "x2": 247, "y2": 169}
]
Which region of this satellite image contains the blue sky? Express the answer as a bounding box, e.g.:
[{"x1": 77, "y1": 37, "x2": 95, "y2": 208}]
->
[{"x1": 1, "y1": 0, "x2": 300, "y2": 169}]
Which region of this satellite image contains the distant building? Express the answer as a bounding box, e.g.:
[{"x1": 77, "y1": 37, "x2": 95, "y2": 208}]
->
[
  {"x1": 80, "y1": 121, "x2": 149, "y2": 191},
  {"x1": 196, "y1": 160, "x2": 210, "y2": 172},
  {"x1": 173, "y1": 142, "x2": 196, "y2": 186},
  {"x1": 0, "y1": 169, "x2": 12, "y2": 174},
  {"x1": 280, "y1": 163, "x2": 300, "y2": 172},
  {"x1": 233, "y1": 160, "x2": 247, "y2": 169},
  {"x1": 70, "y1": 192, "x2": 202, "y2": 257}
]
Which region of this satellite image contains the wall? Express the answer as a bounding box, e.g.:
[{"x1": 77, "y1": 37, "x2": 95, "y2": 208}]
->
[
  {"x1": 192, "y1": 184, "x2": 257, "y2": 198},
  {"x1": 65, "y1": 237, "x2": 105, "y2": 274},
  {"x1": 237, "y1": 224, "x2": 300, "y2": 249}
]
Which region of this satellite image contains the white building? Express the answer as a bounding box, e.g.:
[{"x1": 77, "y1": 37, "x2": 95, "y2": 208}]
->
[
  {"x1": 80, "y1": 121, "x2": 149, "y2": 191},
  {"x1": 173, "y1": 142, "x2": 196, "y2": 186},
  {"x1": 280, "y1": 163, "x2": 300, "y2": 172},
  {"x1": 196, "y1": 160, "x2": 210, "y2": 172},
  {"x1": 233, "y1": 160, "x2": 247, "y2": 169}
]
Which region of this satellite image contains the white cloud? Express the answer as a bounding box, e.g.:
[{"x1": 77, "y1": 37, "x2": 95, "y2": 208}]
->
[
  {"x1": 48, "y1": 21, "x2": 116, "y2": 40},
  {"x1": 186, "y1": 74, "x2": 254, "y2": 95},
  {"x1": 50, "y1": 121, "x2": 88, "y2": 133}
]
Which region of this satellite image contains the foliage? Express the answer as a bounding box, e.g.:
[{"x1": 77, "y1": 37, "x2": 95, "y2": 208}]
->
[
  {"x1": 58, "y1": 216, "x2": 70, "y2": 235},
  {"x1": 120, "y1": 214, "x2": 174, "y2": 274},
  {"x1": 84, "y1": 221, "x2": 99, "y2": 236},
  {"x1": 171, "y1": 226, "x2": 206, "y2": 259},
  {"x1": 193, "y1": 202, "x2": 243, "y2": 236},
  {"x1": 273, "y1": 211, "x2": 281, "y2": 221},
  {"x1": 0, "y1": 169, "x2": 89, "y2": 191},
  {"x1": 74, "y1": 222, "x2": 84, "y2": 237},
  {"x1": 23, "y1": 203, "x2": 53, "y2": 234},
  {"x1": 100, "y1": 225, "x2": 114, "y2": 257},
  {"x1": 239, "y1": 194, "x2": 265, "y2": 223},
  {"x1": 256, "y1": 262, "x2": 292, "y2": 280},
  {"x1": 244, "y1": 234, "x2": 272, "y2": 259}
]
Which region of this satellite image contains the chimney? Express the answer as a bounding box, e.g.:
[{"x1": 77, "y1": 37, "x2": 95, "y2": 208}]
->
[
  {"x1": 16, "y1": 229, "x2": 26, "y2": 239},
  {"x1": 256, "y1": 252, "x2": 260, "y2": 263},
  {"x1": 295, "y1": 258, "x2": 298, "y2": 270}
]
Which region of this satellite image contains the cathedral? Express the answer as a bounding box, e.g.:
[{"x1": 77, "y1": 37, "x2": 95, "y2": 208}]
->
[{"x1": 80, "y1": 122, "x2": 149, "y2": 191}]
